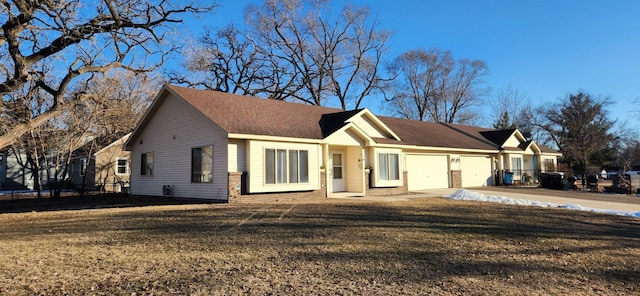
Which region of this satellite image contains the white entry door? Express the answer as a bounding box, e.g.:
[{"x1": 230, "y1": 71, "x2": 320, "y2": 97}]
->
[{"x1": 332, "y1": 153, "x2": 345, "y2": 192}]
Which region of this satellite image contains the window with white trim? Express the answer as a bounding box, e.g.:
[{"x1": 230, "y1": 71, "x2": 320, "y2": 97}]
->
[
  {"x1": 265, "y1": 149, "x2": 309, "y2": 184},
  {"x1": 378, "y1": 153, "x2": 400, "y2": 181},
  {"x1": 192, "y1": 145, "x2": 213, "y2": 183},
  {"x1": 116, "y1": 158, "x2": 129, "y2": 175},
  {"x1": 141, "y1": 152, "x2": 153, "y2": 176},
  {"x1": 543, "y1": 158, "x2": 555, "y2": 172}
]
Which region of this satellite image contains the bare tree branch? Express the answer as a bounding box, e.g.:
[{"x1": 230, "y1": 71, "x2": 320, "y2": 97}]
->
[{"x1": 0, "y1": 0, "x2": 215, "y2": 149}]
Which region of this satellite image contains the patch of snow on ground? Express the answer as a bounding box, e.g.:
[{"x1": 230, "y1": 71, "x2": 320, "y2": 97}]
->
[{"x1": 444, "y1": 189, "x2": 640, "y2": 219}]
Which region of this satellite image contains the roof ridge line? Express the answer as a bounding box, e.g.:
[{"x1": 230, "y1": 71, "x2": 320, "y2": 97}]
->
[{"x1": 438, "y1": 122, "x2": 501, "y2": 149}]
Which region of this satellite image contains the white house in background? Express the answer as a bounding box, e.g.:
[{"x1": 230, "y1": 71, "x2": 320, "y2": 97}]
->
[{"x1": 123, "y1": 84, "x2": 561, "y2": 202}]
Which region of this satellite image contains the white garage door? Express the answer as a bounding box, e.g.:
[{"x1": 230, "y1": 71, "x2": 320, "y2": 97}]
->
[
  {"x1": 460, "y1": 156, "x2": 493, "y2": 187},
  {"x1": 406, "y1": 155, "x2": 449, "y2": 190}
]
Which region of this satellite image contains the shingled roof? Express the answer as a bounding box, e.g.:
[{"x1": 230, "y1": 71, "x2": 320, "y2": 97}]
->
[
  {"x1": 375, "y1": 117, "x2": 499, "y2": 150},
  {"x1": 319, "y1": 109, "x2": 363, "y2": 138},
  {"x1": 141, "y1": 84, "x2": 557, "y2": 154},
  {"x1": 167, "y1": 84, "x2": 342, "y2": 139},
  {"x1": 479, "y1": 129, "x2": 517, "y2": 146}
]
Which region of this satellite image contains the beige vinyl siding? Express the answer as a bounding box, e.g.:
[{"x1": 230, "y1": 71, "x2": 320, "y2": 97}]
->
[
  {"x1": 228, "y1": 139, "x2": 246, "y2": 172},
  {"x1": 324, "y1": 128, "x2": 365, "y2": 146},
  {"x1": 129, "y1": 93, "x2": 229, "y2": 200},
  {"x1": 503, "y1": 135, "x2": 520, "y2": 148},
  {"x1": 247, "y1": 140, "x2": 321, "y2": 193},
  {"x1": 522, "y1": 145, "x2": 535, "y2": 155},
  {"x1": 345, "y1": 146, "x2": 365, "y2": 192},
  {"x1": 370, "y1": 147, "x2": 403, "y2": 187},
  {"x1": 506, "y1": 154, "x2": 524, "y2": 181},
  {"x1": 94, "y1": 139, "x2": 131, "y2": 193},
  {"x1": 349, "y1": 115, "x2": 389, "y2": 138}
]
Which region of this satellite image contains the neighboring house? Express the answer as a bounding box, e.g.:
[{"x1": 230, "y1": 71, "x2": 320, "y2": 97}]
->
[
  {"x1": 0, "y1": 148, "x2": 63, "y2": 191},
  {"x1": 0, "y1": 134, "x2": 132, "y2": 192},
  {"x1": 94, "y1": 133, "x2": 131, "y2": 193},
  {"x1": 124, "y1": 84, "x2": 561, "y2": 202},
  {"x1": 69, "y1": 153, "x2": 94, "y2": 191},
  {"x1": 69, "y1": 133, "x2": 131, "y2": 193}
]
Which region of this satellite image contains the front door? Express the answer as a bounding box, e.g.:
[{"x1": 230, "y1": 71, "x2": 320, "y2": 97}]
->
[{"x1": 332, "y1": 153, "x2": 345, "y2": 192}]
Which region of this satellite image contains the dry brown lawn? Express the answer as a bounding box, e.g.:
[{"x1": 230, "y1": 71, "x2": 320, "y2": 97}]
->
[{"x1": 0, "y1": 196, "x2": 638, "y2": 295}]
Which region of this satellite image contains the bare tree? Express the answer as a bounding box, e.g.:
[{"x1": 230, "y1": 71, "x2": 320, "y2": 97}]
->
[
  {"x1": 490, "y1": 85, "x2": 531, "y2": 129},
  {"x1": 77, "y1": 70, "x2": 158, "y2": 135},
  {"x1": 168, "y1": 25, "x2": 272, "y2": 96},
  {"x1": 65, "y1": 71, "x2": 157, "y2": 196},
  {"x1": 617, "y1": 139, "x2": 640, "y2": 172},
  {"x1": 386, "y1": 48, "x2": 488, "y2": 124},
  {"x1": 434, "y1": 58, "x2": 489, "y2": 124},
  {"x1": 244, "y1": 0, "x2": 390, "y2": 109},
  {"x1": 385, "y1": 48, "x2": 450, "y2": 121},
  {"x1": 633, "y1": 98, "x2": 640, "y2": 117},
  {"x1": 0, "y1": 0, "x2": 215, "y2": 149},
  {"x1": 5, "y1": 70, "x2": 157, "y2": 197}
]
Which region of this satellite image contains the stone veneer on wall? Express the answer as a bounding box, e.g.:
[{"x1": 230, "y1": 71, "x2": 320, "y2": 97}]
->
[
  {"x1": 450, "y1": 170, "x2": 462, "y2": 188},
  {"x1": 229, "y1": 171, "x2": 327, "y2": 203},
  {"x1": 365, "y1": 171, "x2": 409, "y2": 196}
]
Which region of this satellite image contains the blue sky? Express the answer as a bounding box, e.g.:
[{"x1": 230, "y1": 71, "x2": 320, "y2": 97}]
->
[{"x1": 181, "y1": 0, "x2": 640, "y2": 128}]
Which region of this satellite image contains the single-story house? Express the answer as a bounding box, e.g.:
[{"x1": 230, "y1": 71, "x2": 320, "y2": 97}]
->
[
  {"x1": 93, "y1": 133, "x2": 131, "y2": 193},
  {"x1": 68, "y1": 133, "x2": 131, "y2": 193},
  {"x1": 124, "y1": 84, "x2": 561, "y2": 202}
]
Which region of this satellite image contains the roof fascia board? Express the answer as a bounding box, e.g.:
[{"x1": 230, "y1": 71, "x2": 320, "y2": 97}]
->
[
  {"x1": 124, "y1": 85, "x2": 229, "y2": 150},
  {"x1": 527, "y1": 141, "x2": 542, "y2": 154},
  {"x1": 321, "y1": 122, "x2": 373, "y2": 145},
  {"x1": 373, "y1": 142, "x2": 500, "y2": 153},
  {"x1": 228, "y1": 133, "x2": 323, "y2": 144},
  {"x1": 350, "y1": 109, "x2": 402, "y2": 141},
  {"x1": 512, "y1": 129, "x2": 527, "y2": 142},
  {"x1": 94, "y1": 133, "x2": 132, "y2": 156},
  {"x1": 502, "y1": 129, "x2": 526, "y2": 147},
  {"x1": 440, "y1": 123, "x2": 501, "y2": 149}
]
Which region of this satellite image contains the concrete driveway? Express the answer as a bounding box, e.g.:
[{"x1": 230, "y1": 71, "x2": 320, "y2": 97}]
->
[
  {"x1": 336, "y1": 188, "x2": 640, "y2": 212},
  {"x1": 462, "y1": 188, "x2": 640, "y2": 212}
]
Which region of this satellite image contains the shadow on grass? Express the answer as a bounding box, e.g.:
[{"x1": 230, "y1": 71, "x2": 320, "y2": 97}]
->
[{"x1": 1, "y1": 200, "x2": 639, "y2": 292}]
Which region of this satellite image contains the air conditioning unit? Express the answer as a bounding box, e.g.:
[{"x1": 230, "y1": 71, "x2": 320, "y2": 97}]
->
[{"x1": 162, "y1": 185, "x2": 173, "y2": 196}]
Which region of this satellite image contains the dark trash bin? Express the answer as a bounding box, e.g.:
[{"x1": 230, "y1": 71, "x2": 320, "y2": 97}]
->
[
  {"x1": 540, "y1": 172, "x2": 563, "y2": 189},
  {"x1": 586, "y1": 174, "x2": 598, "y2": 190}
]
